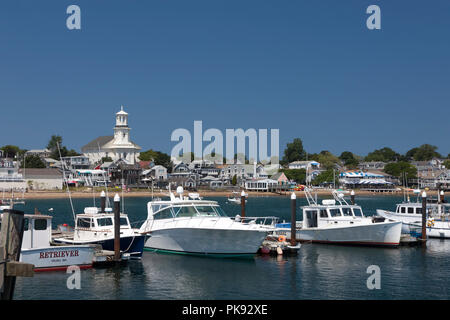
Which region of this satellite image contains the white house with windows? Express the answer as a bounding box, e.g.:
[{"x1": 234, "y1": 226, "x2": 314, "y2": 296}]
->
[
  {"x1": 288, "y1": 161, "x2": 321, "y2": 170},
  {"x1": 82, "y1": 106, "x2": 142, "y2": 165}
]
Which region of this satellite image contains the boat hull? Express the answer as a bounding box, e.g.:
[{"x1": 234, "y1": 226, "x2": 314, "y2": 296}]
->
[
  {"x1": 144, "y1": 228, "x2": 268, "y2": 256},
  {"x1": 20, "y1": 245, "x2": 95, "y2": 271},
  {"x1": 54, "y1": 235, "x2": 146, "y2": 259},
  {"x1": 377, "y1": 209, "x2": 450, "y2": 239},
  {"x1": 275, "y1": 221, "x2": 402, "y2": 246}
]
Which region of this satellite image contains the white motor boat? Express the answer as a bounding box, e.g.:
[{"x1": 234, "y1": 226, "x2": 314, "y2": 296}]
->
[
  {"x1": 227, "y1": 191, "x2": 247, "y2": 204},
  {"x1": 53, "y1": 199, "x2": 146, "y2": 259},
  {"x1": 377, "y1": 196, "x2": 450, "y2": 239},
  {"x1": 1, "y1": 212, "x2": 96, "y2": 271},
  {"x1": 139, "y1": 187, "x2": 272, "y2": 257},
  {"x1": 274, "y1": 189, "x2": 402, "y2": 246}
]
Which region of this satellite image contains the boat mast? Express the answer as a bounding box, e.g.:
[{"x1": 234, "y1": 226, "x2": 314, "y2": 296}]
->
[{"x1": 57, "y1": 142, "x2": 76, "y2": 222}]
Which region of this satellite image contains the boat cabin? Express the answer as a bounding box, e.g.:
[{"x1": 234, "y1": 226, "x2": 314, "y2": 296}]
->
[
  {"x1": 0, "y1": 213, "x2": 53, "y2": 249},
  {"x1": 395, "y1": 202, "x2": 450, "y2": 215},
  {"x1": 147, "y1": 200, "x2": 228, "y2": 221},
  {"x1": 73, "y1": 207, "x2": 133, "y2": 241},
  {"x1": 302, "y1": 200, "x2": 366, "y2": 228}
]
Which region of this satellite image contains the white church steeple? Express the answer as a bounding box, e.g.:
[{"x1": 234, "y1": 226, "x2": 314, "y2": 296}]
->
[{"x1": 114, "y1": 106, "x2": 130, "y2": 144}]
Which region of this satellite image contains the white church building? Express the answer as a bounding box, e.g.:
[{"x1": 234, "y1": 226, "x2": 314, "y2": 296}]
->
[{"x1": 82, "y1": 107, "x2": 142, "y2": 165}]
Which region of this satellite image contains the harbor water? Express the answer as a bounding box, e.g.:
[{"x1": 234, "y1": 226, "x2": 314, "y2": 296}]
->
[{"x1": 13, "y1": 195, "x2": 450, "y2": 300}]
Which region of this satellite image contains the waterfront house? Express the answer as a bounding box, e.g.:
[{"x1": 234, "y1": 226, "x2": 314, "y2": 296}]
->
[
  {"x1": 288, "y1": 161, "x2": 320, "y2": 170},
  {"x1": 358, "y1": 161, "x2": 386, "y2": 171},
  {"x1": 82, "y1": 107, "x2": 142, "y2": 165},
  {"x1": 270, "y1": 172, "x2": 290, "y2": 186},
  {"x1": 0, "y1": 159, "x2": 26, "y2": 191},
  {"x1": 20, "y1": 168, "x2": 63, "y2": 190},
  {"x1": 339, "y1": 170, "x2": 396, "y2": 191},
  {"x1": 245, "y1": 178, "x2": 278, "y2": 192}
]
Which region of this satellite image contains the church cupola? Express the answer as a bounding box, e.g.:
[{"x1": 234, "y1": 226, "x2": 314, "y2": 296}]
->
[{"x1": 116, "y1": 105, "x2": 128, "y2": 127}]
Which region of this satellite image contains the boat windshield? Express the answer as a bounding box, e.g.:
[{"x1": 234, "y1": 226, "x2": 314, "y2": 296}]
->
[
  {"x1": 342, "y1": 208, "x2": 352, "y2": 216},
  {"x1": 195, "y1": 205, "x2": 219, "y2": 216},
  {"x1": 352, "y1": 208, "x2": 363, "y2": 217},
  {"x1": 329, "y1": 208, "x2": 342, "y2": 217},
  {"x1": 97, "y1": 217, "x2": 113, "y2": 227},
  {"x1": 120, "y1": 217, "x2": 129, "y2": 226}
]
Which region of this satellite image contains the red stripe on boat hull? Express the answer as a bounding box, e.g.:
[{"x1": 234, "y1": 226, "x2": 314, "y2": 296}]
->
[{"x1": 33, "y1": 264, "x2": 93, "y2": 272}]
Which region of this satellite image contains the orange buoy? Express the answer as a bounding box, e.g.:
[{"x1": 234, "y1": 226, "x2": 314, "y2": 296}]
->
[{"x1": 278, "y1": 235, "x2": 286, "y2": 242}]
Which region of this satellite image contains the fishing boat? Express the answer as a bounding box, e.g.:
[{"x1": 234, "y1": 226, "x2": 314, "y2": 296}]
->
[
  {"x1": 139, "y1": 187, "x2": 272, "y2": 257},
  {"x1": 227, "y1": 191, "x2": 247, "y2": 204},
  {"x1": 273, "y1": 189, "x2": 402, "y2": 246},
  {"x1": 53, "y1": 193, "x2": 146, "y2": 259},
  {"x1": 377, "y1": 190, "x2": 450, "y2": 238},
  {"x1": 0, "y1": 212, "x2": 96, "y2": 271}
]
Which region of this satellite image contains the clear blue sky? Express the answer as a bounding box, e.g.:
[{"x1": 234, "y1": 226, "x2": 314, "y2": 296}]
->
[{"x1": 0, "y1": 0, "x2": 449, "y2": 158}]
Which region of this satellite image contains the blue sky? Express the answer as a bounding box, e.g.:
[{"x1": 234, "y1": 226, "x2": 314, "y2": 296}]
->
[{"x1": 0, "y1": 0, "x2": 449, "y2": 158}]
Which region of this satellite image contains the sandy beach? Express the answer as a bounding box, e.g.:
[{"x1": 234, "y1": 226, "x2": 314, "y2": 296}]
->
[{"x1": 0, "y1": 189, "x2": 403, "y2": 200}]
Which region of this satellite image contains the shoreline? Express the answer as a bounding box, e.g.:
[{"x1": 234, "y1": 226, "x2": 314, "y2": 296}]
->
[{"x1": 1, "y1": 189, "x2": 405, "y2": 200}]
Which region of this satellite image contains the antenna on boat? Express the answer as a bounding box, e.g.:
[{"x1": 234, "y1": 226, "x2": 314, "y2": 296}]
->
[
  {"x1": 57, "y1": 142, "x2": 76, "y2": 222},
  {"x1": 97, "y1": 142, "x2": 111, "y2": 208}
]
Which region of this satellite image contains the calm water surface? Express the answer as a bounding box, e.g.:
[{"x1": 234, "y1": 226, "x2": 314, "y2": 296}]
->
[{"x1": 13, "y1": 195, "x2": 450, "y2": 300}]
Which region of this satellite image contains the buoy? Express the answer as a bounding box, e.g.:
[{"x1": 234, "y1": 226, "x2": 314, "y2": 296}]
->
[
  {"x1": 276, "y1": 247, "x2": 283, "y2": 255},
  {"x1": 278, "y1": 235, "x2": 286, "y2": 242},
  {"x1": 260, "y1": 247, "x2": 270, "y2": 254}
]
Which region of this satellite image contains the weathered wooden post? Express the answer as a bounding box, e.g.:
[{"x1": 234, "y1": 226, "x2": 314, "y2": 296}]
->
[
  {"x1": 350, "y1": 190, "x2": 355, "y2": 205},
  {"x1": 100, "y1": 191, "x2": 106, "y2": 213},
  {"x1": 241, "y1": 190, "x2": 246, "y2": 218},
  {"x1": 440, "y1": 190, "x2": 445, "y2": 203},
  {"x1": 113, "y1": 194, "x2": 121, "y2": 262},
  {"x1": 290, "y1": 192, "x2": 297, "y2": 246},
  {"x1": 0, "y1": 209, "x2": 34, "y2": 300},
  {"x1": 421, "y1": 191, "x2": 427, "y2": 245}
]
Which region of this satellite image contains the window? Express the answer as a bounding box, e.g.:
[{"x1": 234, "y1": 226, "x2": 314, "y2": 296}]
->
[
  {"x1": 400, "y1": 207, "x2": 406, "y2": 214},
  {"x1": 154, "y1": 207, "x2": 174, "y2": 220},
  {"x1": 77, "y1": 218, "x2": 92, "y2": 228},
  {"x1": 407, "y1": 207, "x2": 414, "y2": 214},
  {"x1": 213, "y1": 206, "x2": 227, "y2": 217},
  {"x1": 353, "y1": 208, "x2": 363, "y2": 217},
  {"x1": 97, "y1": 218, "x2": 113, "y2": 227},
  {"x1": 342, "y1": 208, "x2": 352, "y2": 216},
  {"x1": 34, "y1": 219, "x2": 47, "y2": 231},
  {"x1": 319, "y1": 209, "x2": 328, "y2": 218},
  {"x1": 176, "y1": 206, "x2": 198, "y2": 218},
  {"x1": 120, "y1": 218, "x2": 129, "y2": 226},
  {"x1": 329, "y1": 209, "x2": 342, "y2": 217},
  {"x1": 195, "y1": 206, "x2": 218, "y2": 216},
  {"x1": 24, "y1": 218, "x2": 29, "y2": 231}
]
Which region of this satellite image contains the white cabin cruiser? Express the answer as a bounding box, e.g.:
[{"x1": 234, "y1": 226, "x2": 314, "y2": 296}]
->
[
  {"x1": 1, "y1": 212, "x2": 96, "y2": 271},
  {"x1": 139, "y1": 187, "x2": 271, "y2": 257},
  {"x1": 377, "y1": 194, "x2": 450, "y2": 239},
  {"x1": 53, "y1": 203, "x2": 146, "y2": 259},
  {"x1": 274, "y1": 190, "x2": 402, "y2": 246}
]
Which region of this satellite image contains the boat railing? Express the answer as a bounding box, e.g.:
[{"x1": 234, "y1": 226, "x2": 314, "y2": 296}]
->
[{"x1": 232, "y1": 216, "x2": 279, "y2": 227}]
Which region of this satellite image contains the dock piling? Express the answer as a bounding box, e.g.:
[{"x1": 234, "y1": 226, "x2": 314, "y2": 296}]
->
[
  {"x1": 241, "y1": 190, "x2": 246, "y2": 218},
  {"x1": 113, "y1": 194, "x2": 121, "y2": 262},
  {"x1": 0, "y1": 209, "x2": 34, "y2": 300},
  {"x1": 421, "y1": 191, "x2": 427, "y2": 246},
  {"x1": 350, "y1": 190, "x2": 355, "y2": 205},
  {"x1": 100, "y1": 191, "x2": 106, "y2": 213},
  {"x1": 290, "y1": 193, "x2": 297, "y2": 246}
]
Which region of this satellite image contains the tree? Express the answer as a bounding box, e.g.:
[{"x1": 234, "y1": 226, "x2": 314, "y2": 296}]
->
[
  {"x1": 47, "y1": 135, "x2": 79, "y2": 160},
  {"x1": 339, "y1": 151, "x2": 359, "y2": 169},
  {"x1": 1, "y1": 145, "x2": 20, "y2": 158},
  {"x1": 312, "y1": 169, "x2": 338, "y2": 186},
  {"x1": 443, "y1": 160, "x2": 450, "y2": 169},
  {"x1": 101, "y1": 156, "x2": 113, "y2": 163},
  {"x1": 383, "y1": 162, "x2": 417, "y2": 185},
  {"x1": 310, "y1": 151, "x2": 340, "y2": 170},
  {"x1": 406, "y1": 144, "x2": 441, "y2": 161},
  {"x1": 281, "y1": 138, "x2": 306, "y2": 165},
  {"x1": 231, "y1": 175, "x2": 237, "y2": 186},
  {"x1": 280, "y1": 169, "x2": 306, "y2": 184},
  {"x1": 365, "y1": 147, "x2": 400, "y2": 162},
  {"x1": 139, "y1": 149, "x2": 172, "y2": 169},
  {"x1": 21, "y1": 154, "x2": 45, "y2": 168}
]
